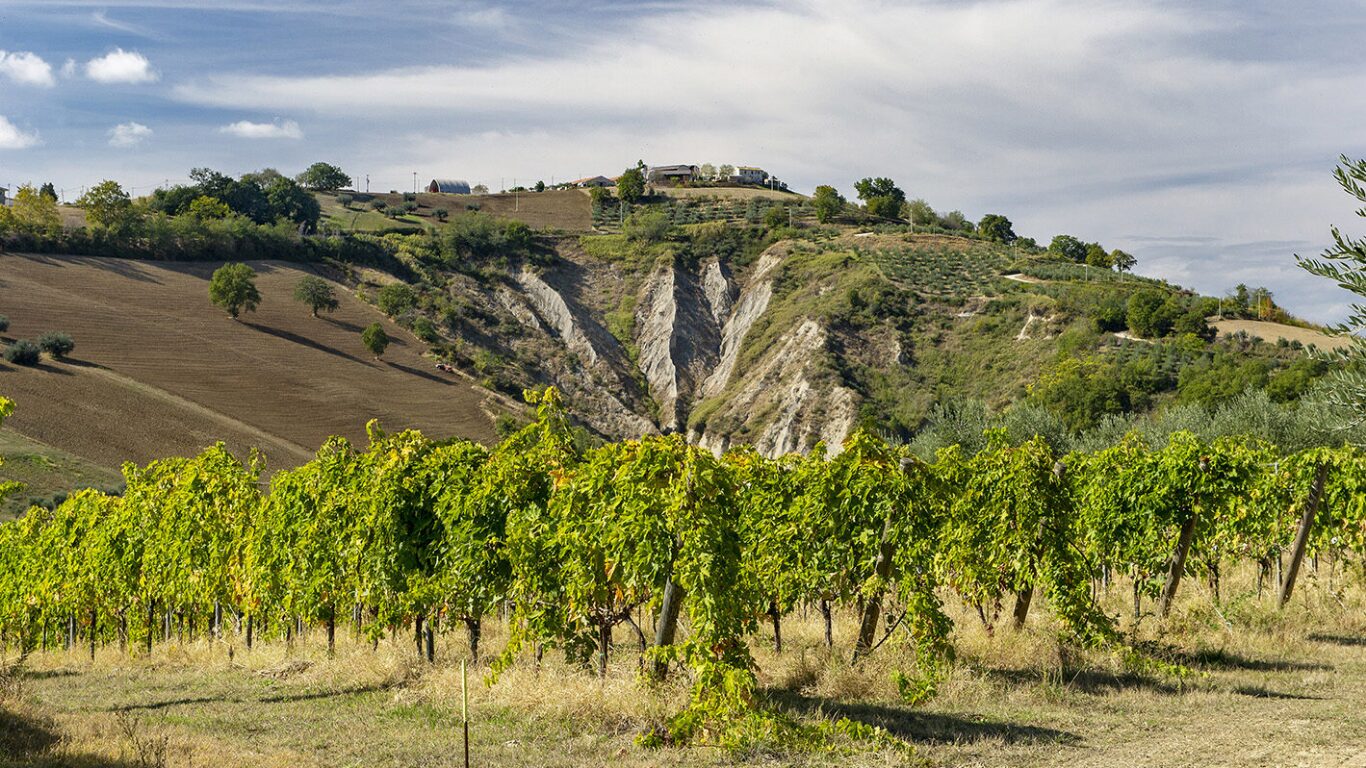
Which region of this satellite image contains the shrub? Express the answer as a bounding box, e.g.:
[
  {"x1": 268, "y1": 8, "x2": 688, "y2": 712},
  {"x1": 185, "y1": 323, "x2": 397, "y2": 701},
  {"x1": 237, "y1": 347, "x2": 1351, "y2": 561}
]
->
[
  {"x1": 402, "y1": 192, "x2": 417, "y2": 202},
  {"x1": 434, "y1": 208, "x2": 449, "y2": 222},
  {"x1": 411, "y1": 316, "x2": 439, "y2": 343},
  {"x1": 5, "y1": 339, "x2": 40, "y2": 366},
  {"x1": 370, "y1": 199, "x2": 386, "y2": 210},
  {"x1": 0, "y1": 315, "x2": 8, "y2": 333},
  {"x1": 377, "y1": 283, "x2": 418, "y2": 316},
  {"x1": 37, "y1": 331, "x2": 74, "y2": 358},
  {"x1": 337, "y1": 194, "x2": 354, "y2": 208},
  {"x1": 623, "y1": 208, "x2": 671, "y2": 242}
]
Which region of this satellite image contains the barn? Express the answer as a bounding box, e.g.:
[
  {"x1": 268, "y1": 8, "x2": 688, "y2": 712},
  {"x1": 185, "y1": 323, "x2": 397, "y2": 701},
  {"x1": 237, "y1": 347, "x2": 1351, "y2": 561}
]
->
[{"x1": 427, "y1": 179, "x2": 472, "y2": 195}]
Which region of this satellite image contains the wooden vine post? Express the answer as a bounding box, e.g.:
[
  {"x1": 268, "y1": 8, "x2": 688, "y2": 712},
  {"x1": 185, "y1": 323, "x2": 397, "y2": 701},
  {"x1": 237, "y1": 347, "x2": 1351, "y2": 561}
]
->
[{"x1": 1279, "y1": 463, "x2": 1329, "y2": 608}]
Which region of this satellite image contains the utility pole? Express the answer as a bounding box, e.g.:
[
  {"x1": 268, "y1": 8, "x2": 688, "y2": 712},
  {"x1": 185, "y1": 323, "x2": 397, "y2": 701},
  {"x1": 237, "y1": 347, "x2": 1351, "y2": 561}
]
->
[
  {"x1": 413, "y1": 171, "x2": 417, "y2": 195},
  {"x1": 365, "y1": 174, "x2": 370, "y2": 193}
]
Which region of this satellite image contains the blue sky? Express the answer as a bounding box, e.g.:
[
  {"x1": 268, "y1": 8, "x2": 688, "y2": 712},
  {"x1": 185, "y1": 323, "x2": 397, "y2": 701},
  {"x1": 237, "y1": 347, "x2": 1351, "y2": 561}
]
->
[{"x1": 2, "y1": 0, "x2": 1365, "y2": 323}]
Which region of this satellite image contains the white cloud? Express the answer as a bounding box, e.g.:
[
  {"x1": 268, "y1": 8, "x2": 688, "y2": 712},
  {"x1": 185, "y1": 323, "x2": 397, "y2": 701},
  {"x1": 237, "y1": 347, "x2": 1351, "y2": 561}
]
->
[
  {"x1": 85, "y1": 48, "x2": 158, "y2": 83},
  {"x1": 452, "y1": 5, "x2": 510, "y2": 29},
  {"x1": 0, "y1": 51, "x2": 56, "y2": 87},
  {"x1": 108, "y1": 121, "x2": 152, "y2": 147},
  {"x1": 218, "y1": 119, "x2": 303, "y2": 139},
  {"x1": 0, "y1": 116, "x2": 41, "y2": 149}
]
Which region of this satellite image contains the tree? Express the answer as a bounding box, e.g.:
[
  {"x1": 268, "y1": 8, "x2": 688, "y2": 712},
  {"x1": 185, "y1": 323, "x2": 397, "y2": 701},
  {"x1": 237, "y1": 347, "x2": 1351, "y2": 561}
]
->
[
  {"x1": 296, "y1": 162, "x2": 352, "y2": 191},
  {"x1": 39, "y1": 183, "x2": 57, "y2": 202},
  {"x1": 208, "y1": 263, "x2": 262, "y2": 319},
  {"x1": 11, "y1": 184, "x2": 61, "y2": 236},
  {"x1": 362, "y1": 322, "x2": 389, "y2": 358},
  {"x1": 294, "y1": 276, "x2": 339, "y2": 317},
  {"x1": 1085, "y1": 242, "x2": 1113, "y2": 268},
  {"x1": 977, "y1": 214, "x2": 1016, "y2": 243},
  {"x1": 1126, "y1": 290, "x2": 1180, "y2": 338},
  {"x1": 37, "y1": 332, "x2": 75, "y2": 358},
  {"x1": 76, "y1": 180, "x2": 135, "y2": 231},
  {"x1": 1048, "y1": 235, "x2": 1087, "y2": 263},
  {"x1": 472, "y1": 184, "x2": 489, "y2": 195},
  {"x1": 534, "y1": 180, "x2": 545, "y2": 193},
  {"x1": 1297, "y1": 154, "x2": 1366, "y2": 423},
  {"x1": 699, "y1": 163, "x2": 717, "y2": 181},
  {"x1": 266, "y1": 177, "x2": 322, "y2": 232},
  {"x1": 617, "y1": 167, "x2": 645, "y2": 204},
  {"x1": 939, "y1": 210, "x2": 969, "y2": 231},
  {"x1": 905, "y1": 198, "x2": 936, "y2": 227},
  {"x1": 588, "y1": 186, "x2": 611, "y2": 208},
  {"x1": 718, "y1": 163, "x2": 735, "y2": 180},
  {"x1": 189, "y1": 196, "x2": 232, "y2": 220},
  {"x1": 811, "y1": 185, "x2": 845, "y2": 223},
  {"x1": 853, "y1": 177, "x2": 906, "y2": 219},
  {"x1": 1111, "y1": 249, "x2": 1137, "y2": 273}
]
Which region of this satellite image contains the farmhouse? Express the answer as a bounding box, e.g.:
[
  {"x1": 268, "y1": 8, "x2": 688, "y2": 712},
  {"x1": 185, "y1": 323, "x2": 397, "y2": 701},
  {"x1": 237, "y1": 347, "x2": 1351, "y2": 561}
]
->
[
  {"x1": 570, "y1": 176, "x2": 615, "y2": 188},
  {"x1": 731, "y1": 166, "x2": 769, "y2": 185},
  {"x1": 427, "y1": 179, "x2": 472, "y2": 195},
  {"x1": 647, "y1": 164, "x2": 699, "y2": 184}
]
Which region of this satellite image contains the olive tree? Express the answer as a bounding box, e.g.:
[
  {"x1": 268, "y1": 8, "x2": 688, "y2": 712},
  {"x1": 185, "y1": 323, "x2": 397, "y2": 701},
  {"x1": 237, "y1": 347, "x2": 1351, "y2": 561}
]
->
[{"x1": 1297, "y1": 155, "x2": 1366, "y2": 425}]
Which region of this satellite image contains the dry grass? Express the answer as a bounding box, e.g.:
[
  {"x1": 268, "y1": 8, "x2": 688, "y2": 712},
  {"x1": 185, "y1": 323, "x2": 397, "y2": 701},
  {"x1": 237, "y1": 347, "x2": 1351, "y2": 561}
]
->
[
  {"x1": 6, "y1": 567, "x2": 1366, "y2": 767},
  {"x1": 1210, "y1": 318, "x2": 1352, "y2": 351}
]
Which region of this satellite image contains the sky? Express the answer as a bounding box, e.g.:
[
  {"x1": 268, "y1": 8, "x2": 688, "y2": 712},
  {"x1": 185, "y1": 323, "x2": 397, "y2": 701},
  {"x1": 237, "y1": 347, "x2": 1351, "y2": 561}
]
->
[{"x1": 1, "y1": 0, "x2": 1364, "y2": 323}]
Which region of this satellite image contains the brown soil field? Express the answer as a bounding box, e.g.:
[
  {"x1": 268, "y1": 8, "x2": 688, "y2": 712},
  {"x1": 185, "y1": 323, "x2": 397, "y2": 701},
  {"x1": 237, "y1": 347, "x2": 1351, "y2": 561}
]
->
[
  {"x1": 0, "y1": 253, "x2": 497, "y2": 474},
  {"x1": 332, "y1": 188, "x2": 593, "y2": 231},
  {"x1": 1210, "y1": 318, "x2": 1353, "y2": 352}
]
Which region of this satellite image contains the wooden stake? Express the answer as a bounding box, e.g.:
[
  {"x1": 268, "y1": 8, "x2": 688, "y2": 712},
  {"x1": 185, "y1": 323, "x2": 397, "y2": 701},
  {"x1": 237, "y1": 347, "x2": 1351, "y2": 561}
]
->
[{"x1": 462, "y1": 659, "x2": 470, "y2": 768}]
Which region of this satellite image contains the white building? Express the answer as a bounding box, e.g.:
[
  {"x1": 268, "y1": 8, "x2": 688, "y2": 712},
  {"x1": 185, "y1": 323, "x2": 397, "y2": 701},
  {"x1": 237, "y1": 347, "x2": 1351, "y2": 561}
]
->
[{"x1": 731, "y1": 166, "x2": 769, "y2": 185}]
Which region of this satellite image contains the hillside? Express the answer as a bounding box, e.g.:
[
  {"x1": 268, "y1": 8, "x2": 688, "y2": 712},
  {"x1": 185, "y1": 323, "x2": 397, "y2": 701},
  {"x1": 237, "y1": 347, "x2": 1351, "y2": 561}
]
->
[
  {"x1": 0, "y1": 254, "x2": 497, "y2": 514},
  {"x1": 384, "y1": 223, "x2": 1339, "y2": 454}
]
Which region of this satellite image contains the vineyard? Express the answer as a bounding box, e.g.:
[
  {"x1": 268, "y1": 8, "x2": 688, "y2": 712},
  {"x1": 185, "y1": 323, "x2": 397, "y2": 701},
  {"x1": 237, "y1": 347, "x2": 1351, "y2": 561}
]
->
[
  {"x1": 592, "y1": 195, "x2": 812, "y2": 230},
  {"x1": 1, "y1": 388, "x2": 1364, "y2": 757}
]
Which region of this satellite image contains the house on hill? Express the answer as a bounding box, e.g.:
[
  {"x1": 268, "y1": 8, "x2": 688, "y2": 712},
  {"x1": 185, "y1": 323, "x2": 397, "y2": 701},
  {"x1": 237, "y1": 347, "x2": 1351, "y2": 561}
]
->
[
  {"x1": 570, "y1": 175, "x2": 615, "y2": 188},
  {"x1": 731, "y1": 166, "x2": 769, "y2": 185},
  {"x1": 647, "y1": 164, "x2": 699, "y2": 184},
  {"x1": 427, "y1": 179, "x2": 472, "y2": 195}
]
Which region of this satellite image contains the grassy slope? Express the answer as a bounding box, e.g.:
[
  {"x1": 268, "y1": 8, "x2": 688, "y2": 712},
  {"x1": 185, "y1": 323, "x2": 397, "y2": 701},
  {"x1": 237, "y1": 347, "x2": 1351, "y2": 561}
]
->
[
  {"x1": 5, "y1": 571, "x2": 1364, "y2": 767},
  {"x1": 0, "y1": 429, "x2": 121, "y2": 520}
]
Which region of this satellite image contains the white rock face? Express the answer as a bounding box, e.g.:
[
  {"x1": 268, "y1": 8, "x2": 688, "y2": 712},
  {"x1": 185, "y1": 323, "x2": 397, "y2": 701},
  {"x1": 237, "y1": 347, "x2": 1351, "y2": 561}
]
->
[
  {"x1": 694, "y1": 318, "x2": 858, "y2": 457},
  {"x1": 516, "y1": 267, "x2": 657, "y2": 439},
  {"x1": 701, "y1": 250, "x2": 784, "y2": 398}
]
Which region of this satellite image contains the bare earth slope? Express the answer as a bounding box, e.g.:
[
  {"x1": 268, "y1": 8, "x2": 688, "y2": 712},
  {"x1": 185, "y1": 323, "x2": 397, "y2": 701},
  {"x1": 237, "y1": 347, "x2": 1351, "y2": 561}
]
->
[{"x1": 0, "y1": 254, "x2": 495, "y2": 471}]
